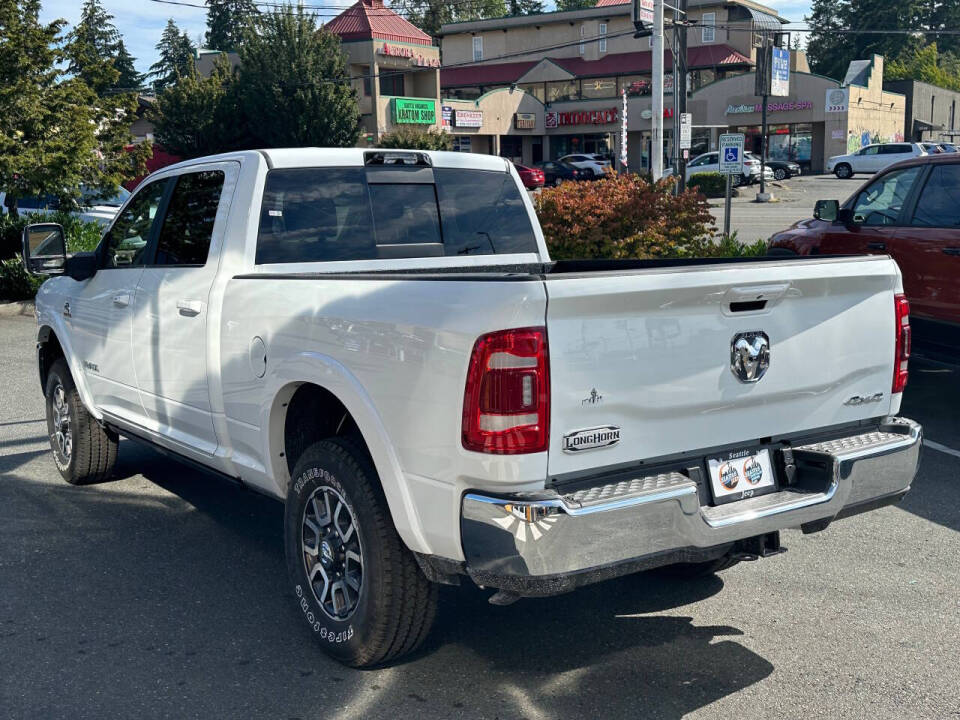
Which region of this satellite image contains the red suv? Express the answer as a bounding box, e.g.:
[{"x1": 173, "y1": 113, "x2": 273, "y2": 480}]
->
[{"x1": 769, "y1": 154, "x2": 960, "y2": 350}]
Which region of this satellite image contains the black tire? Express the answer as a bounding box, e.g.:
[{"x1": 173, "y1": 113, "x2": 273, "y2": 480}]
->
[
  {"x1": 44, "y1": 358, "x2": 118, "y2": 485},
  {"x1": 774, "y1": 168, "x2": 787, "y2": 181},
  {"x1": 656, "y1": 555, "x2": 740, "y2": 579},
  {"x1": 835, "y1": 163, "x2": 852, "y2": 179},
  {"x1": 284, "y1": 438, "x2": 437, "y2": 667}
]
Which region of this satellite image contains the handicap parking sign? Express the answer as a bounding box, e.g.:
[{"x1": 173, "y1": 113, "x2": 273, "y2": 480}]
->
[{"x1": 719, "y1": 133, "x2": 745, "y2": 175}]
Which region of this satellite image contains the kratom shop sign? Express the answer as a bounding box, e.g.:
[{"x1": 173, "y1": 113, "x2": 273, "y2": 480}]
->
[{"x1": 394, "y1": 98, "x2": 437, "y2": 124}]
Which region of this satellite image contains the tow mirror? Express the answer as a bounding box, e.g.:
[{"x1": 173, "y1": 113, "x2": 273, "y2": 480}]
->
[
  {"x1": 22, "y1": 223, "x2": 66, "y2": 276},
  {"x1": 813, "y1": 199, "x2": 839, "y2": 222}
]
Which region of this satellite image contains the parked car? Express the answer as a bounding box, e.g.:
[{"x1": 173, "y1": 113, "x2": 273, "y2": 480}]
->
[
  {"x1": 939, "y1": 143, "x2": 958, "y2": 153},
  {"x1": 558, "y1": 153, "x2": 610, "y2": 178},
  {"x1": 686, "y1": 151, "x2": 773, "y2": 186},
  {"x1": 826, "y1": 142, "x2": 926, "y2": 179},
  {"x1": 920, "y1": 142, "x2": 946, "y2": 155},
  {"x1": 22, "y1": 148, "x2": 921, "y2": 668},
  {"x1": 536, "y1": 160, "x2": 584, "y2": 186},
  {"x1": 513, "y1": 163, "x2": 545, "y2": 189},
  {"x1": 1, "y1": 185, "x2": 129, "y2": 226},
  {"x1": 769, "y1": 152, "x2": 960, "y2": 350},
  {"x1": 762, "y1": 158, "x2": 803, "y2": 180}
]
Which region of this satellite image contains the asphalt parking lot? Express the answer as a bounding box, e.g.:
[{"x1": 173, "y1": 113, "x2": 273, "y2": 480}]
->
[
  {"x1": 708, "y1": 173, "x2": 866, "y2": 243},
  {"x1": 1, "y1": 312, "x2": 959, "y2": 720}
]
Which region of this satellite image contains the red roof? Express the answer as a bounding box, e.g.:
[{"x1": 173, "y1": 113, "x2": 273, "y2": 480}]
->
[
  {"x1": 595, "y1": 0, "x2": 629, "y2": 6},
  {"x1": 440, "y1": 45, "x2": 751, "y2": 87},
  {"x1": 326, "y1": 0, "x2": 433, "y2": 46}
]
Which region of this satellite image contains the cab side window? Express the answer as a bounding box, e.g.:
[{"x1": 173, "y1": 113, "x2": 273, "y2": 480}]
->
[
  {"x1": 154, "y1": 171, "x2": 225, "y2": 266},
  {"x1": 101, "y1": 179, "x2": 168, "y2": 268},
  {"x1": 851, "y1": 166, "x2": 922, "y2": 226}
]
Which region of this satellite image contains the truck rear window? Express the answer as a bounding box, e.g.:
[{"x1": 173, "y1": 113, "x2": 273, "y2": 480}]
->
[{"x1": 255, "y1": 167, "x2": 537, "y2": 264}]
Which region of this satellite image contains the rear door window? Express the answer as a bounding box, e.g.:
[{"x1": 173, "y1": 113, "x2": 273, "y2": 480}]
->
[
  {"x1": 880, "y1": 144, "x2": 912, "y2": 155},
  {"x1": 257, "y1": 168, "x2": 374, "y2": 264},
  {"x1": 153, "y1": 170, "x2": 225, "y2": 266},
  {"x1": 910, "y1": 164, "x2": 960, "y2": 227},
  {"x1": 255, "y1": 167, "x2": 538, "y2": 263}
]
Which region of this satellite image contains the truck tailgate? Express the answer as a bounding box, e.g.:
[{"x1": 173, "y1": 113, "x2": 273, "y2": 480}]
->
[{"x1": 545, "y1": 256, "x2": 900, "y2": 477}]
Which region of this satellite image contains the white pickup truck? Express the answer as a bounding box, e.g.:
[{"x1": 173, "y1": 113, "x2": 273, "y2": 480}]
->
[{"x1": 22, "y1": 148, "x2": 922, "y2": 667}]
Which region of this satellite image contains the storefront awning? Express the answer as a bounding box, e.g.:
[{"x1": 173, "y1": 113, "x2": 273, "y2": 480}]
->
[{"x1": 746, "y1": 7, "x2": 783, "y2": 32}]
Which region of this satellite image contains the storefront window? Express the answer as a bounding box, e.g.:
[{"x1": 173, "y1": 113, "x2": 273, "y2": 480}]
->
[
  {"x1": 517, "y1": 83, "x2": 545, "y2": 103},
  {"x1": 768, "y1": 124, "x2": 792, "y2": 162},
  {"x1": 792, "y1": 123, "x2": 813, "y2": 164},
  {"x1": 379, "y1": 71, "x2": 404, "y2": 97},
  {"x1": 581, "y1": 77, "x2": 618, "y2": 99},
  {"x1": 619, "y1": 74, "x2": 651, "y2": 97},
  {"x1": 546, "y1": 80, "x2": 579, "y2": 103}
]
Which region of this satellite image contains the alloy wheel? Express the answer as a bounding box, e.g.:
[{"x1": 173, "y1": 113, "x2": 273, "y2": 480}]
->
[
  {"x1": 301, "y1": 486, "x2": 364, "y2": 621},
  {"x1": 51, "y1": 383, "x2": 72, "y2": 462}
]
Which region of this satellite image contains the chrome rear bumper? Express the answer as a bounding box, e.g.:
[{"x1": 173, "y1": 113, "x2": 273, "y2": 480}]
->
[{"x1": 460, "y1": 417, "x2": 921, "y2": 594}]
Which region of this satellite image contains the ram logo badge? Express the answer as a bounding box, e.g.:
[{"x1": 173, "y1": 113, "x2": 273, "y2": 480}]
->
[
  {"x1": 563, "y1": 426, "x2": 621, "y2": 453},
  {"x1": 731, "y1": 331, "x2": 770, "y2": 383}
]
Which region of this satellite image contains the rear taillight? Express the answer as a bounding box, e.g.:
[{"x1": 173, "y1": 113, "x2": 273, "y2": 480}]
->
[
  {"x1": 893, "y1": 293, "x2": 911, "y2": 393},
  {"x1": 462, "y1": 327, "x2": 549, "y2": 454}
]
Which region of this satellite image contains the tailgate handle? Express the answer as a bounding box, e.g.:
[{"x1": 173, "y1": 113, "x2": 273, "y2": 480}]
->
[
  {"x1": 867, "y1": 241, "x2": 886, "y2": 251},
  {"x1": 943, "y1": 247, "x2": 960, "y2": 256},
  {"x1": 723, "y1": 283, "x2": 790, "y2": 310}
]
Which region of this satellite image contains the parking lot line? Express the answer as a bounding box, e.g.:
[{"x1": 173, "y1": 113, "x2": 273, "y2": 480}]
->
[{"x1": 924, "y1": 439, "x2": 960, "y2": 460}]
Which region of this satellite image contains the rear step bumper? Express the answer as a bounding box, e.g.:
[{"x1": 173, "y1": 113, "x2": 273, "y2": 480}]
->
[{"x1": 460, "y1": 417, "x2": 922, "y2": 596}]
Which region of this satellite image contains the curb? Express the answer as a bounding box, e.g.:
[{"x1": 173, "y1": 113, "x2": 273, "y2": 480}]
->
[{"x1": 0, "y1": 300, "x2": 35, "y2": 318}]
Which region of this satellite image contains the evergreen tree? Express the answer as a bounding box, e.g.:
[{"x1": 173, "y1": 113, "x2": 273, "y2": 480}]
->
[
  {"x1": 113, "y1": 39, "x2": 143, "y2": 91},
  {"x1": 153, "y1": 56, "x2": 242, "y2": 157},
  {"x1": 236, "y1": 8, "x2": 360, "y2": 147},
  {"x1": 66, "y1": 0, "x2": 120, "y2": 95},
  {"x1": 804, "y1": 0, "x2": 851, "y2": 80},
  {"x1": 205, "y1": 0, "x2": 257, "y2": 52},
  {"x1": 840, "y1": 0, "x2": 923, "y2": 69},
  {"x1": 0, "y1": 0, "x2": 147, "y2": 216},
  {"x1": 390, "y1": 0, "x2": 507, "y2": 37},
  {"x1": 149, "y1": 19, "x2": 196, "y2": 92},
  {"x1": 507, "y1": 0, "x2": 544, "y2": 15},
  {"x1": 555, "y1": 0, "x2": 596, "y2": 10}
]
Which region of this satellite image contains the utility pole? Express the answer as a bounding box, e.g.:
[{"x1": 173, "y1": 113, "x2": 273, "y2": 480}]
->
[
  {"x1": 671, "y1": 6, "x2": 680, "y2": 192},
  {"x1": 651, "y1": 0, "x2": 664, "y2": 181},
  {"x1": 676, "y1": 0, "x2": 688, "y2": 189}
]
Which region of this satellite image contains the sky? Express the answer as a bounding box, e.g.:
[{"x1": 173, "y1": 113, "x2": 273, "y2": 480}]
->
[{"x1": 38, "y1": 0, "x2": 812, "y2": 77}]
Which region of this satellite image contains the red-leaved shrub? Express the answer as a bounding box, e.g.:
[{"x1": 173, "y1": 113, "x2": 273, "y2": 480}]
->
[{"x1": 534, "y1": 173, "x2": 716, "y2": 259}]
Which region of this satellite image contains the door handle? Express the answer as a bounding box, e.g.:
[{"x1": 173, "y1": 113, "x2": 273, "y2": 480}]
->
[
  {"x1": 943, "y1": 247, "x2": 960, "y2": 256},
  {"x1": 177, "y1": 299, "x2": 203, "y2": 317},
  {"x1": 112, "y1": 293, "x2": 130, "y2": 308},
  {"x1": 866, "y1": 242, "x2": 886, "y2": 251}
]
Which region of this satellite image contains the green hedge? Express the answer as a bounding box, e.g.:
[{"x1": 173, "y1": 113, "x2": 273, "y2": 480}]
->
[
  {"x1": 0, "y1": 212, "x2": 104, "y2": 302},
  {"x1": 686, "y1": 171, "x2": 729, "y2": 198}
]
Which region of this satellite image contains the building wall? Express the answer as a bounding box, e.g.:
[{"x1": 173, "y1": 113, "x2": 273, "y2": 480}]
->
[
  {"x1": 883, "y1": 78, "x2": 960, "y2": 142},
  {"x1": 440, "y1": 2, "x2": 756, "y2": 66},
  {"x1": 846, "y1": 56, "x2": 906, "y2": 152}
]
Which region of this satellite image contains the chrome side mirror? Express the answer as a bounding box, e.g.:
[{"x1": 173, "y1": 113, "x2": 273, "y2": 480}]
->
[{"x1": 22, "y1": 223, "x2": 66, "y2": 276}]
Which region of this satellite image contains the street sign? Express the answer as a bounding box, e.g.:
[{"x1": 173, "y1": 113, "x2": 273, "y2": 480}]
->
[
  {"x1": 679, "y1": 113, "x2": 692, "y2": 149},
  {"x1": 719, "y1": 133, "x2": 745, "y2": 175},
  {"x1": 771, "y1": 47, "x2": 790, "y2": 97},
  {"x1": 634, "y1": 0, "x2": 654, "y2": 26}
]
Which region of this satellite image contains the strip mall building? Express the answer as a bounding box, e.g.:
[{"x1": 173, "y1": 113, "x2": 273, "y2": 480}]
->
[
  {"x1": 326, "y1": 0, "x2": 905, "y2": 173},
  {"x1": 437, "y1": 0, "x2": 906, "y2": 172}
]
